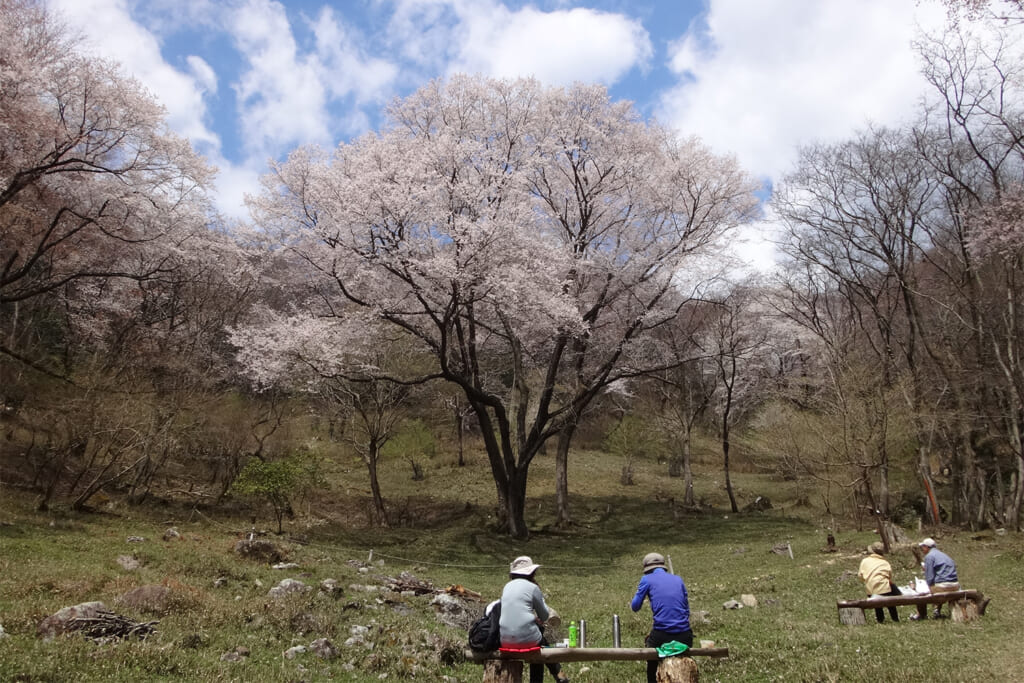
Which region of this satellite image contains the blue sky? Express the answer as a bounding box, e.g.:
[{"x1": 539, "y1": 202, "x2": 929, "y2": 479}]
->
[{"x1": 46, "y1": 0, "x2": 952, "y2": 267}]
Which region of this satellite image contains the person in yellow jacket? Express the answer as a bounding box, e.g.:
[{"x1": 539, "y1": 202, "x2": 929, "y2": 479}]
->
[{"x1": 858, "y1": 541, "x2": 901, "y2": 623}]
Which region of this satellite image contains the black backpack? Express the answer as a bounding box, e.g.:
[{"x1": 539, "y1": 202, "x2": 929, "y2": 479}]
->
[{"x1": 468, "y1": 601, "x2": 501, "y2": 653}]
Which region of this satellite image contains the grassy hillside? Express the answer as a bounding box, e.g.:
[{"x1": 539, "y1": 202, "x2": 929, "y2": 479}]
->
[{"x1": 1, "y1": 448, "x2": 1022, "y2": 682}]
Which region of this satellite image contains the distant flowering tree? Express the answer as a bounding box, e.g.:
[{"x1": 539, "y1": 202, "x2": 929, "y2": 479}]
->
[
  {"x1": 939, "y1": 0, "x2": 1024, "y2": 23},
  {"x1": 0, "y1": 0, "x2": 257, "y2": 511},
  {"x1": 967, "y1": 185, "x2": 1024, "y2": 259},
  {"x1": 0, "y1": 0, "x2": 215, "y2": 365},
  {"x1": 240, "y1": 75, "x2": 757, "y2": 538}
]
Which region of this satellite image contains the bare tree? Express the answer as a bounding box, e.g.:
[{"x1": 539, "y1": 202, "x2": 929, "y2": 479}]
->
[
  {"x1": 706, "y1": 288, "x2": 768, "y2": 513},
  {"x1": 646, "y1": 304, "x2": 719, "y2": 506},
  {"x1": 319, "y1": 376, "x2": 409, "y2": 527},
  {"x1": 773, "y1": 126, "x2": 949, "y2": 520}
]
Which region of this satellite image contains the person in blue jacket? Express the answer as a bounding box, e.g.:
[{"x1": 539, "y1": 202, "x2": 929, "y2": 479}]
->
[
  {"x1": 919, "y1": 538, "x2": 959, "y2": 618},
  {"x1": 630, "y1": 552, "x2": 693, "y2": 683}
]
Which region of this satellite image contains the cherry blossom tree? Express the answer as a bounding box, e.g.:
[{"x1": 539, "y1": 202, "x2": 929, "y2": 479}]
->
[
  {"x1": 243, "y1": 76, "x2": 757, "y2": 538},
  {"x1": 1, "y1": 0, "x2": 214, "y2": 368},
  {"x1": 0, "y1": 0, "x2": 260, "y2": 510},
  {"x1": 937, "y1": 0, "x2": 1024, "y2": 23}
]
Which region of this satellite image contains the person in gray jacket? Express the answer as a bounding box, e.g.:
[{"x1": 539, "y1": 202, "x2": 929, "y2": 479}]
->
[{"x1": 499, "y1": 556, "x2": 569, "y2": 683}]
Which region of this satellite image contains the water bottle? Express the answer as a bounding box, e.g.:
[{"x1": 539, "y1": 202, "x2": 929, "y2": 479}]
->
[
  {"x1": 579, "y1": 619, "x2": 586, "y2": 648},
  {"x1": 612, "y1": 614, "x2": 621, "y2": 648},
  {"x1": 568, "y1": 620, "x2": 578, "y2": 647}
]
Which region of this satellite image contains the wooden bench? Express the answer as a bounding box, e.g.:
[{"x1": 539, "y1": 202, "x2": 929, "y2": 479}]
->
[
  {"x1": 466, "y1": 646, "x2": 730, "y2": 682},
  {"x1": 836, "y1": 589, "x2": 990, "y2": 625}
]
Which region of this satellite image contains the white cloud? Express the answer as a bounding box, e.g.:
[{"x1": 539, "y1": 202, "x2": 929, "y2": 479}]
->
[
  {"x1": 312, "y1": 7, "x2": 399, "y2": 104},
  {"x1": 658, "y1": 0, "x2": 948, "y2": 182},
  {"x1": 387, "y1": 0, "x2": 652, "y2": 86},
  {"x1": 385, "y1": 0, "x2": 462, "y2": 76},
  {"x1": 451, "y1": 4, "x2": 652, "y2": 85},
  {"x1": 187, "y1": 55, "x2": 218, "y2": 93},
  {"x1": 228, "y1": 0, "x2": 331, "y2": 157},
  {"x1": 47, "y1": 0, "x2": 220, "y2": 151},
  {"x1": 210, "y1": 155, "x2": 265, "y2": 221}
]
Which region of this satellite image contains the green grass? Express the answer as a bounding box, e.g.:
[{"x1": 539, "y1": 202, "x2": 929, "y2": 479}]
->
[{"x1": 1, "y1": 449, "x2": 1023, "y2": 682}]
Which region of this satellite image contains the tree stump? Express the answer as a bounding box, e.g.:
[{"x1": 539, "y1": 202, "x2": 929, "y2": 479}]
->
[
  {"x1": 483, "y1": 660, "x2": 523, "y2": 683},
  {"x1": 950, "y1": 599, "x2": 978, "y2": 623},
  {"x1": 838, "y1": 607, "x2": 866, "y2": 625},
  {"x1": 657, "y1": 656, "x2": 699, "y2": 682}
]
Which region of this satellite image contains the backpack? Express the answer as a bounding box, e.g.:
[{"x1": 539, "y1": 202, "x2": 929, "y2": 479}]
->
[{"x1": 468, "y1": 601, "x2": 501, "y2": 653}]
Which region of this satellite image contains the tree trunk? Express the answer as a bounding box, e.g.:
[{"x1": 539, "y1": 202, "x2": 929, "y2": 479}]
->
[
  {"x1": 879, "y1": 441, "x2": 890, "y2": 517},
  {"x1": 722, "y1": 429, "x2": 738, "y2": 513},
  {"x1": 456, "y1": 410, "x2": 466, "y2": 467},
  {"x1": 1013, "y1": 451, "x2": 1024, "y2": 531},
  {"x1": 668, "y1": 430, "x2": 682, "y2": 479},
  {"x1": 506, "y1": 467, "x2": 529, "y2": 539},
  {"x1": 367, "y1": 445, "x2": 389, "y2": 527},
  {"x1": 473, "y1": 403, "x2": 528, "y2": 537},
  {"x1": 555, "y1": 426, "x2": 574, "y2": 526},
  {"x1": 682, "y1": 430, "x2": 695, "y2": 507},
  {"x1": 919, "y1": 455, "x2": 940, "y2": 524}
]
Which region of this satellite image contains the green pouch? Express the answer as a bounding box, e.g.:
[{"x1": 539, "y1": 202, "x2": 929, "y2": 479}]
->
[{"x1": 656, "y1": 640, "x2": 690, "y2": 658}]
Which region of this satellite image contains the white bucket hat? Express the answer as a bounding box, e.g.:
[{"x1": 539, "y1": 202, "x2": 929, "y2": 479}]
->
[{"x1": 510, "y1": 555, "x2": 541, "y2": 577}]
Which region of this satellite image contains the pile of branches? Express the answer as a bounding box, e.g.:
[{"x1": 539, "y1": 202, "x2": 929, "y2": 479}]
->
[
  {"x1": 386, "y1": 571, "x2": 438, "y2": 596},
  {"x1": 68, "y1": 609, "x2": 158, "y2": 641}
]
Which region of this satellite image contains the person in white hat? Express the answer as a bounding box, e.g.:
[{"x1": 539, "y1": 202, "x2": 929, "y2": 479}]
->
[
  {"x1": 918, "y1": 538, "x2": 959, "y2": 618},
  {"x1": 630, "y1": 552, "x2": 693, "y2": 683},
  {"x1": 499, "y1": 556, "x2": 569, "y2": 683}
]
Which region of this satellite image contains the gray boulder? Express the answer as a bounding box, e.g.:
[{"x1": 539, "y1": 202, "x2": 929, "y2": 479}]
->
[
  {"x1": 116, "y1": 585, "x2": 173, "y2": 615},
  {"x1": 310, "y1": 637, "x2": 339, "y2": 660},
  {"x1": 268, "y1": 578, "x2": 311, "y2": 598},
  {"x1": 37, "y1": 601, "x2": 108, "y2": 640}
]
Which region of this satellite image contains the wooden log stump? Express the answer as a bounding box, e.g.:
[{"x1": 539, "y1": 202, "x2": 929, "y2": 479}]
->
[
  {"x1": 950, "y1": 599, "x2": 978, "y2": 623},
  {"x1": 483, "y1": 659, "x2": 523, "y2": 683},
  {"x1": 657, "y1": 656, "x2": 699, "y2": 682},
  {"x1": 838, "y1": 607, "x2": 866, "y2": 625}
]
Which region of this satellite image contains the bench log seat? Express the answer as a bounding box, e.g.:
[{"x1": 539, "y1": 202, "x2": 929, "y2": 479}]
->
[
  {"x1": 836, "y1": 589, "x2": 990, "y2": 625},
  {"x1": 466, "y1": 646, "x2": 730, "y2": 683}
]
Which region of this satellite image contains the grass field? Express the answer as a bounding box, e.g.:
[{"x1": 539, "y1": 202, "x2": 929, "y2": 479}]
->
[{"x1": 1, "y1": 448, "x2": 1022, "y2": 682}]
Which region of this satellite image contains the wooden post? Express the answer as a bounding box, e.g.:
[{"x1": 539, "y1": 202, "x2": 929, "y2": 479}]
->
[
  {"x1": 483, "y1": 660, "x2": 523, "y2": 683},
  {"x1": 838, "y1": 607, "x2": 866, "y2": 625},
  {"x1": 471, "y1": 647, "x2": 729, "y2": 681},
  {"x1": 950, "y1": 600, "x2": 978, "y2": 623},
  {"x1": 657, "y1": 656, "x2": 699, "y2": 682}
]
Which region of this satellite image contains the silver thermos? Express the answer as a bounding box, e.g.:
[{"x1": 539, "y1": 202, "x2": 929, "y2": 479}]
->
[
  {"x1": 578, "y1": 618, "x2": 586, "y2": 648},
  {"x1": 612, "y1": 614, "x2": 621, "y2": 647}
]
